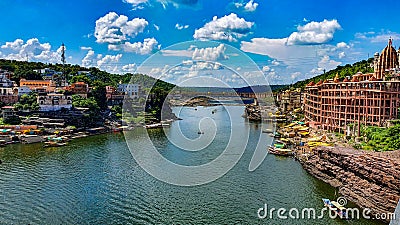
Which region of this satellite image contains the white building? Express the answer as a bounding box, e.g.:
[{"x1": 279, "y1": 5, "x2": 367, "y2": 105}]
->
[
  {"x1": 117, "y1": 84, "x2": 140, "y2": 99},
  {"x1": 16, "y1": 86, "x2": 32, "y2": 96},
  {"x1": 37, "y1": 94, "x2": 72, "y2": 111},
  {"x1": 0, "y1": 74, "x2": 14, "y2": 88}
]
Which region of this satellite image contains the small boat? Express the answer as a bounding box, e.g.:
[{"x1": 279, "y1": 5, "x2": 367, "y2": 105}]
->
[
  {"x1": 322, "y1": 198, "x2": 349, "y2": 219},
  {"x1": 144, "y1": 123, "x2": 163, "y2": 129},
  {"x1": 262, "y1": 129, "x2": 274, "y2": 133},
  {"x1": 43, "y1": 141, "x2": 67, "y2": 147},
  {"x1": 268, "y1": 132, "x2": 281, "y2": 138},
  {"x1": 268, "y1": 146, "x2": 293, "y2": 156}
]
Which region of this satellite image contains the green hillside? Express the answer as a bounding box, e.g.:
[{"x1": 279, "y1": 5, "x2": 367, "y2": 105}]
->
[
  {"x1": 0, "y1": 59, "x2": 174, "y2": 91},
  {"x1": 280, "y1": 58, "x2": 374, "y2": 91}
]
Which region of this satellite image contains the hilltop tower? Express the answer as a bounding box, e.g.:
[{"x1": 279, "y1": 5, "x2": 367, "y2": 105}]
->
[
  {"x1": 59, "y1": 43, "x2": 67, "y2": 87},
  {"x1": 374, "y1": 38, "x2": 399, "y2": 79}
]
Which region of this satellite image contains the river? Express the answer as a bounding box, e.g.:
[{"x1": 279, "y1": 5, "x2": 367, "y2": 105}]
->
[{"x1": 0, "y1": 106, "x2": 386, "y2": 224}]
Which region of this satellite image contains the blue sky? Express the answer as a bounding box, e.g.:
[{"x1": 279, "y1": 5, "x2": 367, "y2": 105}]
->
[{"x1": 1, "y1": 0, "x2": 400, "y2": 86}]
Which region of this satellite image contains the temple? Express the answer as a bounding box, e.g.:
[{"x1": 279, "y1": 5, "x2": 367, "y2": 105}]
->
[{"x1": 304, "y1": 39, "x2": 400, "y2": 134}]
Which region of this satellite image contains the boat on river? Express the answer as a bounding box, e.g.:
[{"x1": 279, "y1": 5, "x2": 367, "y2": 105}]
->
[
  {"x1": 262, "y1": 129, "x2": 273, "y2": 133},
  {"x1": 44, "y1": 141, "x2": 67, "y2": 147},
  {"x1": 268, "y1": 146, "x2": 293, "y2": 156},
  {"x1": 322, "y1": 198, "x2": 349, "y2": 219},
  {"x1": 43, "y1": 136, "x2": 68, "y2": 147}
]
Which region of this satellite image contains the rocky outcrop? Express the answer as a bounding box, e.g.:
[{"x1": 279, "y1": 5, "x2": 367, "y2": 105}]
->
[
  {"x1": 182, "y1": 96, "x2": 215, "y2": 107},
  {"x1": 301, "y1": 147, "x2": 400, "y2": 223}
]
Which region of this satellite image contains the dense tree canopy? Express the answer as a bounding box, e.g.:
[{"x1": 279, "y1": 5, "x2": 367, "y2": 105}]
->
[{"x1": 278, "y1": 58, "x2": 374, "y2": 91}]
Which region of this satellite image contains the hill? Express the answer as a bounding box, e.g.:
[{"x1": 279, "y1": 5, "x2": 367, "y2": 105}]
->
[
  {"x1": 279, "y1": 58, "x2": 374, "y2": 91},
  {"x1": 0, "y1": 59, "x2": 174, "y2": 91}
]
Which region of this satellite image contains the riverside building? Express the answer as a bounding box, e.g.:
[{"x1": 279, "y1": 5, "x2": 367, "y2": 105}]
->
[{"x1": 304, "y1": 39, "x2": 400, "y2": 134}]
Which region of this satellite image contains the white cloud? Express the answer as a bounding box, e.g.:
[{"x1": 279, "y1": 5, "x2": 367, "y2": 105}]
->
[
  {"x1": 175, "y1": 23, "x2": 189, "y2": 30},
  {"x1": 287, "y1": 19, "x2": 341, "y2": 45},
  {"x1": 317, "y1": 55, "x2": 341, "y2": 71},
  {"x1": 193, "y1": 13, "x2": 254, "y2": 42},
  {"x1": 123, "y1": 0, "x2": 148, "y2": 9},
  {"x1": 149, "y1": 65, "x2": 171, "y2": 77},
  {"x1": 122, "y1": 63, "x2": 137, "y2": 72},
  {"x1": 361, "y1": 31, "x2": 400, "y2": 43},
  {"x1": 336, "y1": 42, "x2": 350, "y2": 49},
  {"x1": 94, "y1": 12, "x2": 148, "y2": 44},
  {"x1": 235, "y1": 0, "x2": 258, "y2": 12},
  {"x1": 0, "y1": 38, "x2": 65, "y2": 63},
  {"x1": 153, "y1": 24, "x2": 160, "y2": 31},
  {"x1": 1, "y1": 39, "x2": 24, "y2": 50},
  {"x1": 161, "y1": 44, "x2": 228, "y2": 60},
  {"x1": 80, "y1": 46, "x2": 92, "y2": 51},
  {"x1": 81, "y1": 50, "x2": 123, "y2": 73},
  {"x1": 244, "y1": 0, "x2": 258, "y2": 11},
  {"x1": 240, "y1": 19, "x2": 347, "y2": 84},
  {"x1": 262, "y1": 66, "x2": 270, "y2": 72},
  {"x1": 192, "y1": 44, "x2": 228, "y2": 61},
  {"x1": 271, "y1": 59, "x2": 280, "y2": 66},
  {"x1": 161, "y1": 49, "x2": 193, "y2": 57},
  {"x1": 290, "y1": 72, "x2": 301, "y2": 80},
  {"x1": 121, "y1": 38, "x2": 160, "y2": 55}
]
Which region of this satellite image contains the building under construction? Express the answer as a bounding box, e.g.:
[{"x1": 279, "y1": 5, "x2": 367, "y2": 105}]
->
[{"x1": 304, "y1": 39, "x2": 400, "y2": 134}]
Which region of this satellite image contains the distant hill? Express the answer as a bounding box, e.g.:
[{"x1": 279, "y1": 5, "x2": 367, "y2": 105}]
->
[
  {"x1": 181, "y1": 85, "x2": 286, "y2": 94},
  {"x1": 0, "y1": 59, "x2": 173, "y2": 90},
  {"x1": 279, "y1": 58, "x2": 374, "y2": 91}
]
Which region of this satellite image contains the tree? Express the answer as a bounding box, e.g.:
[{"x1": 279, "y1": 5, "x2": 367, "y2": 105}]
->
[
  {"x1": 14, "y1": 93, "x2": 39, "y2": 111},
  {"x1": 70, "y1": 74, "x2": 92, "y2": 85},
  {"x1": 72, "y1": 95, "x2": 99, "y2": 111}
]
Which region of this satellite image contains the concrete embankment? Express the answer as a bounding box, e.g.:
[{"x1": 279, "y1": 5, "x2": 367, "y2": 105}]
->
[{"x1": 301, "y1": 147, "x2": 400, "y2": 223}]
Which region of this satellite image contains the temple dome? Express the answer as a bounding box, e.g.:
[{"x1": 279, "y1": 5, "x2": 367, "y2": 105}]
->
[{"x1": 374, "y1": 39, "x2": 399, "y2": 79}]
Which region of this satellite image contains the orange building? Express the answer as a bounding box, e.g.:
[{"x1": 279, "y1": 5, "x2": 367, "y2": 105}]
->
[
  {"x1": 304, "y1": 39, "x2": 400, "y2": 134},
  {"x1": 65, "y1": 82, "x2": 89, "y2": 98},
  {"x1": 20, "y1": 79, "x2": 55, "y2": 92}
]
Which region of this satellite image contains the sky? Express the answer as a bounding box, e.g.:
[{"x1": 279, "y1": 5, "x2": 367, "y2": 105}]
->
[{"x1": 1, "y1": 0, "x2": 400, "y2": 86}]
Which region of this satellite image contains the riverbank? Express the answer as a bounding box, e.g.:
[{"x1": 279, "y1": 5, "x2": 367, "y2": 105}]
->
[
  {"x1": 0, "y1": 126, "x2": 119, "y2": 147},
  {"x1": 300, "y1": 146, "x2": 399, "y2": 223}
]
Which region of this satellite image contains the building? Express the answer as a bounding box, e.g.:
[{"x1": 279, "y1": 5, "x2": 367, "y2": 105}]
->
[
  {"x1": 0, "y1": 69, "x2": 13, "y2": 79},
  {"x1": 106, "y1": 86, "x2": 124, "y2": 106},
  {"x1": 20, "y1": 79, "x2": 55, "y2": 92},
  {"x1": 277, "y1": 89, "x2": 302, "y2": 112},
  {"x1": 1, "y1": 106, "x2": 16, "y2": 120},
  {"x1": 65, "y1": 82, "x2": 89, "y2": 98},
  {"x1": 37, "y1": 93, "x2": 72, "y2": 111},
  {"x1": 15, "y1": 86, "x2": 32, "y2": 96},
  {"x1": 0, "y1": 74, "x2": 15, "y2": 88},
  {"x1": 0, "y1": 73, "x2": 17, "y2": 104},
  {"x1": 34, "y1": 68, "x2": 65, "y2": 83},
  {"x1": 304, "y1": 39, "x2": 400, "y2": 134},
  {"x1": 117, "y1": 83, "x2": 140, "y2": 99},
  {"x1": 0, "y1": 88, "x2": 18, "y2": 104}
]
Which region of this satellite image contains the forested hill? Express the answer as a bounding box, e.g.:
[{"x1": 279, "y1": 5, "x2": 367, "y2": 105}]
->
[
  {"x1": 280, "y1": 58, "x2": 374, "y2": 91},
  {"x1": 0, "y1": 59, "x2": 174, "y2": 90}
]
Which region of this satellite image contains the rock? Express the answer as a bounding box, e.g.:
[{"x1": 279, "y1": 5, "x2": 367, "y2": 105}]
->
[{"x1": 301, "y1": 147, "x2": 400, "y2": 223}]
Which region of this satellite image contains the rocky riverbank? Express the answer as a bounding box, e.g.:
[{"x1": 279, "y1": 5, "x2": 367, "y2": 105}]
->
[
  {"x1": 301, "y1": 146, "x2": 400, "y2": 223},
  {"x1": 180, "y1": 96, "x2": 216, "y2": 107}
]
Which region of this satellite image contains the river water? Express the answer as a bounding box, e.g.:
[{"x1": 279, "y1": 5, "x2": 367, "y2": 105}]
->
[{"x1": 0, "y1": 106, "x2": 386, "y2": 224}]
